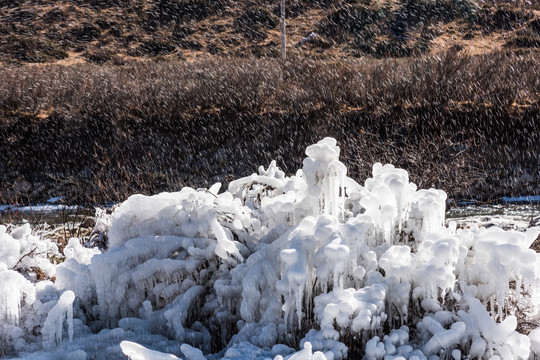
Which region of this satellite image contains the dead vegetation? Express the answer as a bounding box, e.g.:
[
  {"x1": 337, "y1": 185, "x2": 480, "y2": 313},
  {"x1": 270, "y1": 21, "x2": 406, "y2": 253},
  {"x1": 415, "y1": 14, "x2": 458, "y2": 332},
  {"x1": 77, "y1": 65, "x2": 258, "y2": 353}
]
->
[{"x1": 0, "y1": 51, "x2": 538, "y2": 204}]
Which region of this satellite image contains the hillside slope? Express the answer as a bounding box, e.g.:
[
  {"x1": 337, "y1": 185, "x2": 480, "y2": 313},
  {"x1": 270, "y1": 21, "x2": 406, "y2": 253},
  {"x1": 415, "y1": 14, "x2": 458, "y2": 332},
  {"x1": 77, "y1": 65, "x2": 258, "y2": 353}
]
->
[{"x1": 1, "y1": 0, "x2": 540, "y2": 64}]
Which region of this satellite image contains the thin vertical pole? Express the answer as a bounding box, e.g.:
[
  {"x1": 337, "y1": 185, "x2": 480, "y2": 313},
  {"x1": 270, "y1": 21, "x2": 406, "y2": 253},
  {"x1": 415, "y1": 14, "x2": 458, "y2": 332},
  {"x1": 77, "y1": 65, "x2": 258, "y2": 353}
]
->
[{"x1": 281, "y1": 0, "x2": 286, "y2": 59}]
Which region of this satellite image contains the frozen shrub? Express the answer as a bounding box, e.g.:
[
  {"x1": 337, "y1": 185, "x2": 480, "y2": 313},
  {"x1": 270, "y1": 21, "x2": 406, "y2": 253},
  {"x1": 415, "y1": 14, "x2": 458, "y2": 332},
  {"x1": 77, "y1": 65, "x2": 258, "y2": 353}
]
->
[
  {"x1": 0, "y1": 226, "x2": 56, "y2": 355},
  {"x1": 0, "y1": 224, "x2": 58, "y2": 279},
  {"x1": 0, "y1": 264, "x2": 35, "y2": 328},
  {"x1": 2, "y1": 138, "x2": 540, "y2": 360}
]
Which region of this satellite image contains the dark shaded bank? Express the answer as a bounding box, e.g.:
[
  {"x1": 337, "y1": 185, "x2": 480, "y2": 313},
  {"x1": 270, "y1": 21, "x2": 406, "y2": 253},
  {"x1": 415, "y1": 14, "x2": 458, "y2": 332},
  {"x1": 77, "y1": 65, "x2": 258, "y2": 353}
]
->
[
  {"x1": 0, "y1": 53, "x2": 538, "y2": 205},
  {"x1": 1, "y1": 107, "x2": 538, "y2": 205}
]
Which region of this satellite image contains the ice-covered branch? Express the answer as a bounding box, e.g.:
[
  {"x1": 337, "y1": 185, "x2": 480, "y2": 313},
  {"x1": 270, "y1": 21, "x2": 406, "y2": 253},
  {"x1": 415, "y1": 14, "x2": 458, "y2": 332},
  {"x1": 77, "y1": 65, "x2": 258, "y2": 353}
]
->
[{"x1": 1, "y1": 137, "x2": 539, "y2": 360}]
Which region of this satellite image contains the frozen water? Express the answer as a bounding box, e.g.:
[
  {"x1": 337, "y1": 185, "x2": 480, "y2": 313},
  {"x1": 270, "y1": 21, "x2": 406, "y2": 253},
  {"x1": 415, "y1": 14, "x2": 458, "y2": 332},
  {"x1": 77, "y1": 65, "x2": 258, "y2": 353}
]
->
[
  {"x1": 1, "y1": 138, "x2": 539, "y2": 360},
  {"x1": 41, "y1": 290, "x2": 75, "y2": 350},
  {"x1": 0, "y1": 204, "x2": 78, "y2": 213},
  {"x1": 120, "y1": 341, "x2": 180, "y2": 359},
  {"x1": 0, "y1": 264, "x2": 35, "y2": 327},
  {"x1": 530, "y1": 328, "x2": 540, "y2": 355}
]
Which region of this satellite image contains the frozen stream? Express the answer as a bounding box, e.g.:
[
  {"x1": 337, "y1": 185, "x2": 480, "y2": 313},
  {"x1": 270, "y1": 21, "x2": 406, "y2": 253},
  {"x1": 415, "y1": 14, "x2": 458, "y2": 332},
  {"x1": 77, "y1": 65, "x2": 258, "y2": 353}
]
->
[
  {"x1": 447, "y1": 204, "x2": 540, "y2": 232},
  {"x1": 3, "y1": 203, "x2": 539, "y2": 238}
]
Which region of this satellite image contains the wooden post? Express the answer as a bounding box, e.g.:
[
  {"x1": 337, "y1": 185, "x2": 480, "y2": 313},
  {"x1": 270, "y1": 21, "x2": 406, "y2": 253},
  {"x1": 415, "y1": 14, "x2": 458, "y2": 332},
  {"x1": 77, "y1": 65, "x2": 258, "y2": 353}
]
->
[{"x1": 281, "y1": 0, "x2": 286, "y2": 59}]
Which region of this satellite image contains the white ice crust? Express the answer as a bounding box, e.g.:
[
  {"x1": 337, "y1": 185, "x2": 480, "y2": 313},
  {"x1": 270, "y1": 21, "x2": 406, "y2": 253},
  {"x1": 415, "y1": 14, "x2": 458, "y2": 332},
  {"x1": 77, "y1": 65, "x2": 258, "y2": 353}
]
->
[{"x1": 1, "y1": 137, "x2": 539, "y2": 360}]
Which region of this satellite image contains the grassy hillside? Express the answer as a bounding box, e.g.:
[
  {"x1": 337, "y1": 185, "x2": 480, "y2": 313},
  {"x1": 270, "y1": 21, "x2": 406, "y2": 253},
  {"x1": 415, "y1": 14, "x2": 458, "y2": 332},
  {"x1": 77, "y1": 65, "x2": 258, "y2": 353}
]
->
[{"x1": 0, "y1": 0, "x2": 540, "y2": 64}]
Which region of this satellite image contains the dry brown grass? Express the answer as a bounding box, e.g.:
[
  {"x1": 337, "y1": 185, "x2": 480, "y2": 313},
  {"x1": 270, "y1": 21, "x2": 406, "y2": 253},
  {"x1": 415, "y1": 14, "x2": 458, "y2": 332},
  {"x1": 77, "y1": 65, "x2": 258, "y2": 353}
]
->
[
  {"x1": 1, "y1": 51, "x2": 538, "y2": 118},
  {"x1": 0, "y1": 51, "x2": 538, "y2": 204}
]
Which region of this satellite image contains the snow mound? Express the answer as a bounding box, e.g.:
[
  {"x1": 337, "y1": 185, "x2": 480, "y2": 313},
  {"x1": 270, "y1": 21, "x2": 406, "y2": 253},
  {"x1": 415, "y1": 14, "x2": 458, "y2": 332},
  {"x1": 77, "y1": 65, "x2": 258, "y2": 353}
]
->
[{"x1": 1, "y1": 137, "x2": 540, "y2": 360}]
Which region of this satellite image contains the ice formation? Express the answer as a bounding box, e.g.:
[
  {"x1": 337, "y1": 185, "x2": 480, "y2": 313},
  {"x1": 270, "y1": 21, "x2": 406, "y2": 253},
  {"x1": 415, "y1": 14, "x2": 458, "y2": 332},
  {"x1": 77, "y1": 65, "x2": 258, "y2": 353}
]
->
[
  {"x1": 41, "y1": 290, "x2": 75, "y2": 350},
  {"x1": 120, "y1": 341, "x2": 180, "y2": 360},
  {"x1": 1, "y1": 137, "x2": 540, "y2": 360}
]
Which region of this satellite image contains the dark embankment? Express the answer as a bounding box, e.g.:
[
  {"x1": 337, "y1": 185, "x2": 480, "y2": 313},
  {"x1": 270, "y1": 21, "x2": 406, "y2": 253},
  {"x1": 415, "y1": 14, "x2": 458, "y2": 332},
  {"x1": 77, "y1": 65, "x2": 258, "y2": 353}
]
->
[{"x1": 1, "y1": 51, "x2": 539, "y2": 205}]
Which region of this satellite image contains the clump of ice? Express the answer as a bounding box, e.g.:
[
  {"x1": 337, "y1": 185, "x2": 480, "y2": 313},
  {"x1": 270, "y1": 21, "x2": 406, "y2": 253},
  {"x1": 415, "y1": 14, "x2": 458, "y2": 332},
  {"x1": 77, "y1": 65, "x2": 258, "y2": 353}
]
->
[
  {"x1": 0, "y1": 263, "x2": 35, "y2": 327},
  {"x1": 1, "y1": 137, "x2": 540, "y2": 360},
  {"x1": 302, "y1": 137, "x2": 347, "y2": 217},
  {"x1": 41, "y1": 290, "x2": 75, "y2": 350},
  {"x1": 0, "y1": 225, "x2": 57, "y2": 356},
  {"x1": 120, "y1": 340, "x2": 180, "y2": 360},
  {"x1": 0, "y1": 223, "x2": 58, "y2": 279},
  {"x1": 530, "y1": 327, "x2": 540, "y2": 355}
]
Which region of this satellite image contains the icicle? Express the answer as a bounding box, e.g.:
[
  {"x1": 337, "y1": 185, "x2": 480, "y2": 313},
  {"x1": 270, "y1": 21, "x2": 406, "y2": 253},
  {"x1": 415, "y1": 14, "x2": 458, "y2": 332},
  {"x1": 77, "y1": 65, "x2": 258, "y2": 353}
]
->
[
  {"x1": 302, "y1": 137, "x2": 347, "y2": 217},
  {"x1": 516, "y1": 275, "x2": 522, "y2": 303},
  {"x1": 0, "y1": 264, "x2": 35, "y2": 326},
  {"x1": 497, "y1": 290, "x2": 505, "y2": 321},
  {"x1": 42, "y1": 290, "x2": 75, "y2": 350},
  {"x1": 210, "y1": 215, "x2": 241, "y2": 261}
]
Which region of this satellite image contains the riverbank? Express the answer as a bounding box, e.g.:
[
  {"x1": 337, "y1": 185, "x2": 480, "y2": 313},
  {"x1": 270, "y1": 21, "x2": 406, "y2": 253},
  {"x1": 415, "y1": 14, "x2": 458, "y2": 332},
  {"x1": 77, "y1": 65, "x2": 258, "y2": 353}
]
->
[{"x1": 1, "y1": 53, "x2": 539, "y2": 205}]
